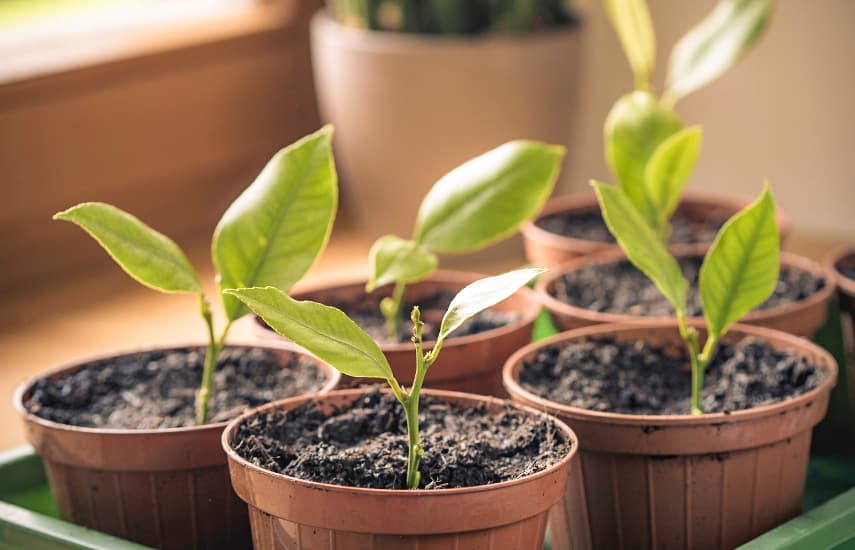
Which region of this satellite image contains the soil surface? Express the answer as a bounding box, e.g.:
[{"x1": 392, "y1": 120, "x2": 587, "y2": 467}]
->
[
  {"x1": 536, "y1": 209, "x2": 728, "y2": 245},
  {"x1": 293, "y1": 289, "x2": 519, "y2": 345},
  {"x1": 551, "y1": 256, "x2": 825, "y2": 316},
  {"x1": 25, "y1": 348, "x2": 327, "y2": 429},
  {"x1": 837, "y1": 255, "x2": 855, "y2": 282},
  {"x1": 231, "y1": 390, "x2": 570, "y2": 490},
  {"x1": 519, "y1": 337, "x2": 826, "y2": 415}
]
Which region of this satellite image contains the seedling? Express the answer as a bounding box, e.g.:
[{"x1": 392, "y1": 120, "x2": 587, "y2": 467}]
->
[
  {"x1": 367, "y1": 141, "x2": 564, "y2": 339},
  {"x1": 226, "y1": 268, "x2": 543, "y2": 488},
  {"x1": 592, "y1": 180, "x2": 779, "y2": 415},
  {"x1": 53, "y1": 127, "x2": 338, "y2": 425},
  {"x1": 603, "y1": 0, "x2": 774, "y2": 238}
]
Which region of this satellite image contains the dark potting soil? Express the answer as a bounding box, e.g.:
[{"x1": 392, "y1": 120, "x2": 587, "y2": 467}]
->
[
  {"x1": 536, "y1": 209, "x2": 728, "y2": 245},
  {"x1": 322, "y1": 289, "x2": 518, "y2": 345},
  {"x1": 25, "y1": 348, "x2": 326, "y2": 429},
  {"x1": 837, "y1": 255, "x2": 855, "y2": 282},
  {"x1": 519, "y1": 337, "x2": 826, "y2": 415},
  {"x1": 552, "y1": 256, "x2": 825, "y2": 317},
  {"x1": 231, "y1": 390, "x2": 570, "y2": 490}
]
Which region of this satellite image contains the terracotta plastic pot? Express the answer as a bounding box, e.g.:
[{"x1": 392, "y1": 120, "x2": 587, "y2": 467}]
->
[
  {"x1": 311, "y1": 10, "x2": 581, "y2": 240},
  {"x1": 536, "y1": 247, "x2": 832, "y2": 338},
  {"x1": 521, "y1": 191, "x2": 793, "y2": 266},
  {"x1": 827, "y1": 246, "x2": 855, "y2": 349},
  {"x1": 255, "y1": 270, "x2": 541, "y2": 396},
  {"x1": 14, "y1": 341, "x2": 340, "y2": 550},
  {"x1": 222, "y1": 388, "x2": 578, "y2": 548},
  {"x1": 503, "y1": 321, "x2": 838, "y2": 550}
]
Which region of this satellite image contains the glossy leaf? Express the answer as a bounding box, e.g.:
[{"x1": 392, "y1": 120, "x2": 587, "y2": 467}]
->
[
  {"x1": 213, "y1": 126, "x2": 338, "y2": 321},
  {"x1": 592, "y1": 181, "x2": 688, "y2": 315},
  {"x1": 666, "y1": 0, "x2": 774, "y2": 101},
  {"x1": 366, "y1": 235, "x2": 438, "y2": 292},
  {"x1": 413, "y1": 140, "x2": 564, "y2": 253},
  {"x1": 603, "y1": 0, "x2": 656, "y2": 89},
  {"x1": 437, "y1": 268, "x2": 544, "y2": 346},
  {"x1": 224, "y1": 287, "x2": 394, "y2": 380},
  {"x1": 700, "y1": 184, "x2": 779, "y2": 338},
  {"x1": 605, "y1": 92, "x2": 684, "y2": 225},
  {"x1": 54, "y1": 202, "x2": 201, "y2": 294},
  {"x1": 644, "y1": 126, "x2": 703, "y2": 230}
]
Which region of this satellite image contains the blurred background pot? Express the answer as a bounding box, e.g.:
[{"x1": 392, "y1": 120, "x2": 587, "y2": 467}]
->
[
  {"x1": 310, "y1": 10, "x2": 581, "y2": 261},
  {"x1": 222, "y1": 388, "x2": 577, "y2": 548},
  {"x1": 14, "y1": 342, "x2": 339, "y2": 550},
  {"x1": 504, "y1": 322, "x2": 837, "y2": 550}
]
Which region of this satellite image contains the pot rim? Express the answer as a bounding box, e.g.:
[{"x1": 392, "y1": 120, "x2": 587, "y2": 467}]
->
[
  {"x1": 222, "y1": 387, "x2": 578, "y2": 498},
  {"x1": 521, "y1": 189, "x2": 793, "y2": 253},
  {"x1": 825, "y1": 244, "x2": 855, "y2": 297},
  {"x1": 311, "y1": 9, "x2": 581, "y2": 52},
  {"x1": 13, "y1": 339, "x2": 341, "y2": 437},
  {"x1": 502, "y1": 320, "x2": 838, "y2": 427},
  {"x1": 535, "y1": 246, "x2": 834, "y2": 326},
  {"x1": 258, "y1": 269, "x2": 542, "y2": 353}
]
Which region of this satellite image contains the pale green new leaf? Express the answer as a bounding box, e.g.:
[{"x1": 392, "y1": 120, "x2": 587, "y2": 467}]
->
[
  {"x1": 700, "y1": 184, "x2": 779, "y2": 338},
  {"x1": 413, "y1": 140, "x2": 564, "y2": 253},
  {"x1": 213, "y1": 126, "x2": 338, "y2": 321},
  {"x1": 54, "y1": 202, "x2": 201, "y2": 294},
  {"x1": 592, "y1": 181, "x2": 688, "y2": 315},
  {"x1": 644, "y1": 126, "x2": 703, "y2": 230},
  {"x1": 603, "y1": 0, "x2": 656, "y2": 90},
  {"x1": 666, "y1": 0, "x2": 774, "y2": 101},
  {"x1": 366, "y1": 235, "x2": 438, "y2": 292},
  {"x1": 437, "y1": 268, "x2": 544, "y2": 346},
  {"x1": 605, "y1": 92, "x2": 684, "y2": 226},
  {"x1": 225, "y1": 287, "x2": 394, "y2": 380}
]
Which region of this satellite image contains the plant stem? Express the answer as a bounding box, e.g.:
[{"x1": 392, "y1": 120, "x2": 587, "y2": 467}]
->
[
  {"x1": 404, "y1": 306, "x2": 433, "y2": 489},
  {"x1": 384, "y1": 281, "x2": 407, "y2": 341},
  {"x1": 195, "y1": 296, "x2": 232, "y2": 425},
  {"x1": 677, "y1": 311, "x2": 721, "y2": 416}
]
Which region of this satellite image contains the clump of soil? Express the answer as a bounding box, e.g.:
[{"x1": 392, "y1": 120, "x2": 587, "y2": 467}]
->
[
  {"x1": 536, "y1": 210, "x2": 728, "y2": 245},
  {"x1": 290, "y1": 289, "x2": 519, "y2": 345},
  {"x1": 25, "y1": 348, "x2": 326, "y2": 429},
  {"x1": 552, "y1": 256, "x2": 825, "y2": 316},
  {"x1": 231, "y1": 390, "x2": 570, "y2": 490},
  {"x1": 837, "y1": 255, "x2": 855, "y2": 282},
  {"x1": 519, "y1": 337, "x2": 826, "y2": 415}
]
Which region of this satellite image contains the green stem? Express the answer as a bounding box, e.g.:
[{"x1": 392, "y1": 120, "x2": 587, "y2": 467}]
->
[
  {"x1": 677, "y1": 311, "x2": 703, "y2": 415},
  {"x1": 195, "y1": 296, "x2": 232, "y2": 425},
  {"x1": 404, "y1": 306, "x2": 432, "y2": 489},
  {"x1": 383, "y1": 281, "x2": 407, "y2": 341}
]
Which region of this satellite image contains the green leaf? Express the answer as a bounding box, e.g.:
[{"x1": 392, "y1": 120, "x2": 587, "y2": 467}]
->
[
  {"x1": 666, "y1": 0, "x2": 774, "y2": 101},
  {"x1": 591, "y1": 181, "x2": 688, "y2": 314},
  {"x1": 413, "y1": 140, "x2": 564, "y2": 253},
  {"x1": 644, "y1": 126, "x2": 703, "y2": 230},
  {"x1": 700, "y1": 184, "x2": 779, "y2": 338},
  {"x1": 213, "y1": 126, "x2": 338, "y2": 321},
  {"x1": 224, "y1": 287, "x2": 394, "y2": 381},
  {"x1": 437, "y1": 268, "x2": 544, "y2": 346},
  {"x1": 366, "y1": 235, "x2": 438, "y2": 292},
  {"x1": 605, "y1": 92, "x2": 684, "y2": 226},
  {"x1": 603, "y1": 0, "x2": 656, "y2": 90},
  {"x1": 54, "y1": 202, "x2": 202, "y2": 294}
]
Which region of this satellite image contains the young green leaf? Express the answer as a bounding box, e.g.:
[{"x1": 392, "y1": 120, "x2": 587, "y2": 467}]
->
[
  {"x1": 54, "y1": 202, "x2": 202, "y2": 294},
  {"x1": 413, "y1": 140, "x2": 564, "y2": 253},
  {"x1": 437, "y1": 268, "x2": 544, "y2": 346},
  {"x1": 366, "y1": 235, "x2": 438, "y2": 292},
  {"x1": 605, "y1": 92, "x2": 684, "y2": 226},
  {"x1": 666, "y1": 0, "x2": 774, "y2": 101},
  {"x1": 644, "y1": 126, "x2": 703, "y2": 230},
  {"x1": 214, "y1": 126, "x2": 338, "y2": 321},
  {"x1": 592, "y1": 181, "x2": 688, "y2": 315},
  {"x1": 224, "y1": 287, "x2": 394, "y2": 381},
  {"x1": 699, "y1": 184, "x2": 779, "y2": 339},
  {"x1": 603, "y1": 0, "x2": 656, "y2": 90}
]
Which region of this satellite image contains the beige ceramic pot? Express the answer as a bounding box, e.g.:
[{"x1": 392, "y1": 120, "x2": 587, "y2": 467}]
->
[
  {"x1": 14, "y1": 341, "x2": 340, "y2": 550},
  {"x1": 311, "y1": 10, "x2": 581, "y2": 240},
  {"x1": 503, "y1": 321, "x2": 837, "y2": 550},
  {"x1": 222, "y1": 388, "x2": 577, "y2": 549},
  {"x1": 521, "y1": 191, "x2": 793, "y2": 266},
  {"x1": 254, "y1": 270, "x2": 541, "y2": 396},
  {"x1": 536, "y1": 247, "x2": 833, "y2": 337}
]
